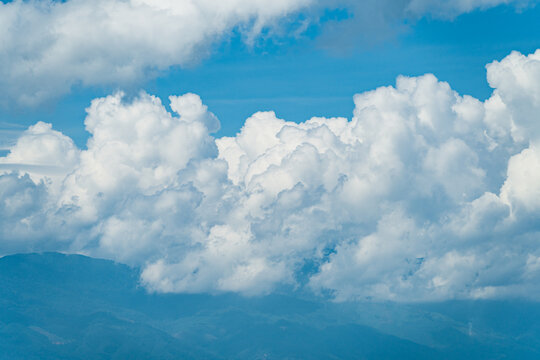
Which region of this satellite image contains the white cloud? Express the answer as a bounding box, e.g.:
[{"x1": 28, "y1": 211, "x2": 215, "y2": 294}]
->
[
  {"x1": 1, "y1": 0, "x2": 536, "y2": 105},
  {"x1": 2, "y1": 49, "x2": 540, "y2": 301},
  {"x1": 0, "y1": 122, "x2": 79, "y2": 182},
  {"x1": 0, "y1": 0, "x2": 310, "y2": 106}
]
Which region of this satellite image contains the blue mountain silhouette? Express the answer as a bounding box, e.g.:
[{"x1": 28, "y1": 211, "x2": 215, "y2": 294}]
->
[{"x1": 1, "y1": 252, "x2": 539, "y2": 359}]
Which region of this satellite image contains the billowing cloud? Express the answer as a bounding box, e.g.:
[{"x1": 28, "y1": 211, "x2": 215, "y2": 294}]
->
[
  {"x1": 0, "y1": 0, "x2": 310, "y2": 105},
  {"x1": 2, "y1": 49, "x2": 540, "y2": 301}
]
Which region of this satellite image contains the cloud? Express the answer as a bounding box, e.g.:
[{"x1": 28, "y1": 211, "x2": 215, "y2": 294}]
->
[
  {"x1": 1, "y1": 0, "x2": 536, "y2": 105},
  {"x1": 405, "y1": 0, "x2": 534, "y2": 17},
  {"x1": 2, "y1": 49, "x2": 540, "y2": 301},
  {"x1": 315, "y1": 0, "x2": 537, "y2": 51},
  {"x1": 0, "y1": 0, "x2": 310, "y2": 106}
]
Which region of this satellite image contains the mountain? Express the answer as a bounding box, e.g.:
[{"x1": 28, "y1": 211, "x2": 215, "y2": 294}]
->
[{"x1": 0, "y1": 252, "x2": 539, "y2": 359}]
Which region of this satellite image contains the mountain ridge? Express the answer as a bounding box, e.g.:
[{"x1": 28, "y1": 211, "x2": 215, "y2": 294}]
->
[{"x1": 1, "y1": 252, "x2": 539, "y2": 359}]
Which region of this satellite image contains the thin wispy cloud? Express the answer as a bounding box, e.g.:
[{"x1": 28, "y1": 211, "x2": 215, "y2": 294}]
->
[
  {"x1": 0, "y1": 122, "x2": 26, "y2": 150},
  {"x1": 314, "y1": 0, "x2": 538, "y2": 51}
]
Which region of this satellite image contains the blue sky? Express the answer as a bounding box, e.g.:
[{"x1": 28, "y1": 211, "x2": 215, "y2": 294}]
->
[
  {"x1": 2, "y1": 0, "x2": 540, "y2": 302},
  {"x1": 2, "y1": 2, "x2": 540, "y2": 146}
]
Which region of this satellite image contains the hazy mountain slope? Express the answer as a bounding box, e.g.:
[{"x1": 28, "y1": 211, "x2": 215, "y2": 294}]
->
[{"x1": 0, "y1": 253, "x2": 539, "y2": 359}]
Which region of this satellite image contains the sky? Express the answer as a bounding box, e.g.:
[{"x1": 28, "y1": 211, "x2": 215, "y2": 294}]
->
[
  {"x1": 1, "y1": 0, "x2": 540, "y2": 302},
  {"x1": 3, "y1": 0, "x2": 540, "y2": 145}
]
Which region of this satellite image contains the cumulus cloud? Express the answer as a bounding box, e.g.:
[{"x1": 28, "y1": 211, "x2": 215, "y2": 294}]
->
[
  {"x1": 0, "y1": 0, "x2": 310, "y2": 105},
  {"x1": 2, "y1": 49, "x2": 540, "y2": 301}
]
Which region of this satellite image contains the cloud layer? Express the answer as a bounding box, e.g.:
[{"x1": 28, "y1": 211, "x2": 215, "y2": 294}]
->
[
  {"x1": 2, "y1": 49, "x2": 540, "y2": 302},
  {"x1": 1, "y1": 0, "x2": 536, "y2": 105},
  {"x1": 0, "y1": 0, "x2": 310, "y2": 105}
]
